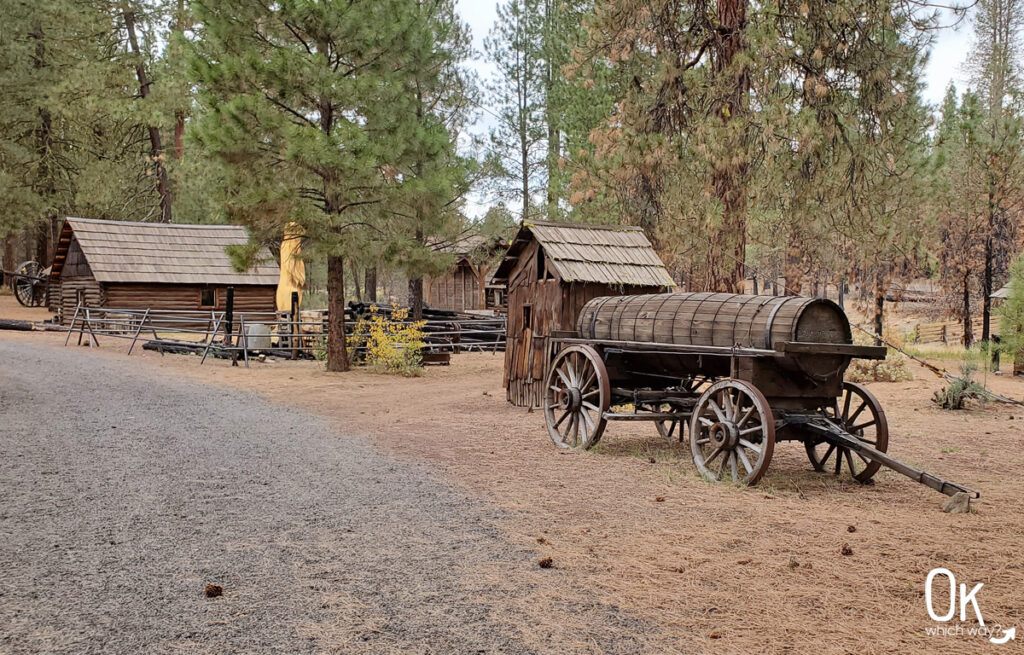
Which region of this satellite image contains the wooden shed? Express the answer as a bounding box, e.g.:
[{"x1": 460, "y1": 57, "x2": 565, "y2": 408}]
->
[
  {"x1": 423, "y1": 235, "x2": 506, "y2": 313},
  {"x1": 491, "y1": 221, "x2": 674, "y2": 407},
  {"x1": 50, "y1": 217, "x2": 279, "y2": 323},
  {"x1": 424, "y1": 253, "x2": 488, "y2": 313}
]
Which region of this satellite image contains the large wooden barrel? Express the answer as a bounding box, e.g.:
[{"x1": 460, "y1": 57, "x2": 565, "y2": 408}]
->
[{"x1": 576, "y1": 292, "x2": 852, "y2": 379}]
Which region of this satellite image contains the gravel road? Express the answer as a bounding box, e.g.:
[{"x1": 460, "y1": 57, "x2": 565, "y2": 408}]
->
[{"x1": 0, "y1": 341, "x2": 652, "y2": 654}]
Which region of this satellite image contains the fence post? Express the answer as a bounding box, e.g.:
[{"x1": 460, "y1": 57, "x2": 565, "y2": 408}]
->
[
  {"x1": 239, "y1": 314, "x2": 250, "y2": 368},
  {"x1": 290, "y1": 291, "x2": 299, "y2": 360},
  {"x1": 225, "y1": 286, "x2": 236, "y2": 366}
]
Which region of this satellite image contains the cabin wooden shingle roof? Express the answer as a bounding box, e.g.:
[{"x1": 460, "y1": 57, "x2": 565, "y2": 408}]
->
[
  {"x1": 52, "y1": 217, "x2": 279, "y2": 285},
  {"x1": 492, "y1": 220, "x2": 675, "y2": 288}
]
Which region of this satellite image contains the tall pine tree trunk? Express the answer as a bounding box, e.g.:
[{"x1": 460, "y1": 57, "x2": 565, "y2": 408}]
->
[
  {"x1": 409, "y1": 228, "x2": 424, "y2": 320},
  {"x1": 543, "y1": 0, "x2": 559, "y2": 220},
  {"x1": 982, "y1": 184, "x2": 996, "y2": 342},
  {"x1": 122, "y1": 4, "x2": 172, "y2": 223},
  {"x1": 706, "y1": 0, "x2": 750, "y2": 293},
  {"x1": 365, "y1": 267, "x2": 377, "y2": 302},
  {"x1": 2, "y1": 235, "x2": 15, "y2": 274},
  {"x1": 352, "y1": 262, "x2": 362, "y2": 302},
  {"x1": 873, "y1": 271, "x2": 885, "y2": 345},
  {"x1": 326, "y1": 255, "x2": 350, "y2": 372},
  {"x1": 963, "y1": 271, "x2": 974, "y2": 347}
]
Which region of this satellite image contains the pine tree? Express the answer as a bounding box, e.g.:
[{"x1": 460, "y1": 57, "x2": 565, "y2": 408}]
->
[
  {"x1": 385, "y1": 0, "x2": 477, "y2": 320},
  {"x1": 189, "y1": 0, "x2": 422, "y2": 371},
  {"x1": 967, "y1": 0, "x2": 1024, "y2": 340},
  {"x1": 485, "y1": 0, "x2": 548, "y2": 221}
]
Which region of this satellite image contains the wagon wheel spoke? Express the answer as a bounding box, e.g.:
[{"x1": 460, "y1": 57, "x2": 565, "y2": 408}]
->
[
  {"x1": 708, "y1": 399, "x2": 727, "y2": 423},
  {"x1": 737, "y1": 405, "x2": 755, "y2": 428},
  {"x1": 580, "y1": 407, "x2": 595, "y2": 434},
  {"x1": 736, "y1": 447, "x2": 754, "y2": 474},
  {"x1": 738, "y1": 438, "x2": 762, "y2": 455}
]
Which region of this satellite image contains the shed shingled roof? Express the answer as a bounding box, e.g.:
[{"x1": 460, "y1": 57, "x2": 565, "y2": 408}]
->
[
  {"x1": 53, "y1": 217, "x2": 279, "y2": 285},
  {"x1": 491, "y1": 221, "x2": 674, "y2": 287}
]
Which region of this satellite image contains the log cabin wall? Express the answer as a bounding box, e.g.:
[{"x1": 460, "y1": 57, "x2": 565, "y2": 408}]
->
[
  {"x1": 58, "y1": 277, "x2": 104, "y2": 322},
  {"x1": 58, "y1": 281, "x2": 276, "y2": 326},
  {"x1": 103, "y1": 283, "x2": 275, "y2": 313}
]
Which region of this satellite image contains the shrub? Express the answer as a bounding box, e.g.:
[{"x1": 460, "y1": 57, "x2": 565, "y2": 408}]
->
[
  {"x1": 348, "y1": 304, "x2": 425, "y2": 376},
  {"x1": 845, "y1": 331, "x2": 914, "y2": 383},
  {"x1": 932, "y1": 361, "x2": 988, "y2": 410}
]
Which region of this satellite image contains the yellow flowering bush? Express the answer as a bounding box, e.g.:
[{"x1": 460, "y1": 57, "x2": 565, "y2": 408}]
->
[{"x1": 349, "y1": 304, "x2": 425, "y2": 376}]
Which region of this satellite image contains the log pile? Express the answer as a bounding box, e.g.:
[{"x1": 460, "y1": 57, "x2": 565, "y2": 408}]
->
[{"x1": 347, "y1": 302, "x2": 506, "y2": 354}]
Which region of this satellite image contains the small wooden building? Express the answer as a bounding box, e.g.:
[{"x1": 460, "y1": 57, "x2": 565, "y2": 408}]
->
[
  {"x1": 424, "y1": 235, "x2": 506, "y2": 313},
  {"x1": 424, "y1": 253, "x2": 488, "y2": 313},
  {"x1": 50, "y1": 217, "x2": 279, "y2": 322},
  {"x1": 491, "y1": 221, "x2": 674, "y2": 407}
]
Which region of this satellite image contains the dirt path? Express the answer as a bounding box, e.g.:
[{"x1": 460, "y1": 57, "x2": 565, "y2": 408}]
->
[{"x1": 0, "y1": 340, "x2": 662, "y2": 654}]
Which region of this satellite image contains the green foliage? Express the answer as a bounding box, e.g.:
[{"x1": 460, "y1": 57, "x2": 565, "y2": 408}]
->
[
  {"x1": 932, "y1": 361, "x2": 989, "y2": 410},
  {"x1": 997, "y1": 254, "x2": 1024, "y2": 358}
]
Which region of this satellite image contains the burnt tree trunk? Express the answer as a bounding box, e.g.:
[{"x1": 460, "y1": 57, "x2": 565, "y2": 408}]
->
[
  {"x1": 326, "y1": 255, "x2": 350, "y2": 372},
  {"x1": 873, "y1": 273, "x2": 885, "y2": 346},
  {"x1": 963, "y1": 271, "x2": 974, "y2": 347},
  {"x1": 123, "y1": 4, "x2": 172, "y2": 223}
]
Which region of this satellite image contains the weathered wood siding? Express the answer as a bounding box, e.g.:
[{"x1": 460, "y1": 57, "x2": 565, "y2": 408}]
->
[
  {"x1": 502, "y1": 240, "x2": 660, "y2": 407},
  {"x1": 425, "y1": 260, "x2": 485, "y2": 312}
]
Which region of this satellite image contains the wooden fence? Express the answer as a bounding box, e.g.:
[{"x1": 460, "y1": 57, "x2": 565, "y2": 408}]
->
[{"x1": 914, "y1": 317, "x2": 1000, "y2": 344}]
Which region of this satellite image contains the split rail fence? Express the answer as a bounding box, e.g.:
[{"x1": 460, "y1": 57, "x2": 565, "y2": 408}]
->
[{"x1": 913, "y1": 317, "x2": 1000, "y2": 345}]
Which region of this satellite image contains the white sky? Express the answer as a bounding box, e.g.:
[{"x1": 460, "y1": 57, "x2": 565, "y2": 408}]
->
[{"x1": 454, "y1": 1, "x2": 980, "y2": 216}]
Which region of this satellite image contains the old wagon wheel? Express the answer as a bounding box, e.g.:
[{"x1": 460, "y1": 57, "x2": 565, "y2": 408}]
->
[
  {"x1": 689, "y1": 379, "x2": 775, "y2": 485},
  {"x1": 544, "y1": 345, "x2": 610, "y2": 450},
  {"x1": 806, "y1": 382, "x2": 889, "y2": 483},
  {"x1": 655, "y1": 406, "x2": 685, "y2": 441},
  {"x1": 12, "y1": 260, "x2": 45, "y2": 307}
]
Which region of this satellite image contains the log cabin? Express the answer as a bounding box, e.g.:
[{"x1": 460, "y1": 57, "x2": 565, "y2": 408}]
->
[
  {"x1": 490, "y1": 221, "x2": 674, "y2": 407},
  {"x1": 49, "y1": 217, "x2": 279, "y2": 323}
]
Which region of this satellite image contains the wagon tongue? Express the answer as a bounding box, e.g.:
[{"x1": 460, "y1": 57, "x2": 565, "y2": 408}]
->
[{"x1": 802, "y1": 418, "x2": 980, "y2": 499}]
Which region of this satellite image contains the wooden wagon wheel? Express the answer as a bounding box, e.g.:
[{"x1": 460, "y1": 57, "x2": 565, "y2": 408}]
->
[
  {"x1": 655, "y1": 406, "x2": 685, "y2": 441},
  {"x1": 806, "y1": 382, "x2": 888, "y2": 483},
  {"x1": 12, "y1": 260, "x2": 45, "y2": 308},
  {"x1": 544, "y1": 345, "x2": 610, "y2": 450},
  {"x1": 689, "y1": 379, "x2": 775, "y2": 485}
]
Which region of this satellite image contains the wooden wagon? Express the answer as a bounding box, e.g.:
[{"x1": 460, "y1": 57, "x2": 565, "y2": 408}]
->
[{"x1": 544, "y1": 292, "x2": 978, "y2": 498}]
